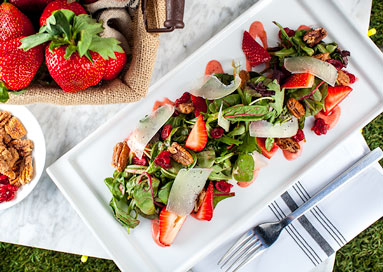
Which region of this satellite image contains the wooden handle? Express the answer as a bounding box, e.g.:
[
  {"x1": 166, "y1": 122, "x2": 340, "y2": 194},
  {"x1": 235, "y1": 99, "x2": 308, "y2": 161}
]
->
[{"x1": 164, "y1": 0, "x2": 185, "y2": 29}]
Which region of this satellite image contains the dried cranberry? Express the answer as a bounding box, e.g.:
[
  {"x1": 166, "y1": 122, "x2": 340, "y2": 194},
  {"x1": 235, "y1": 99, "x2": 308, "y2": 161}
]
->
[
  {"x1": 161, "y1": 124, "x2": 172, "y2": 140},
  {"x1": 215, "y1": 180, "x2": 233, "y2": 193},
  {"x1": 175, "y1": 92, "x2": 191, "y2": 106},
  {"x1": 132, "y1": 156, "x2": 147, "y2": 166},
  {"x1": 154, "y1": 151, "x2": 172, "y2": 169},
  {"x1": 312, "y1": 118, "x2": 329, "y2": 135},
  {"x1": 191, "y1": 95, "x2": 207, "y2": 117},
  {"x1": 210, "y1": 128, "x2": 224, "y2": 139},
  {"x1": 0, "y1": 175, "x2": 8, "y2": 185},
  {"x1": 278, "y1": 27, "x2": 295, "y2": 39},
  {"x1": 292, "y1": 129, "x2": 305, "y2": 142},
  {"x1": 343, "y1": 70, "x2": 356, "y2": 84},
  {"x1": 326, "y1": 59, "x2": 343, "y2": 70}
]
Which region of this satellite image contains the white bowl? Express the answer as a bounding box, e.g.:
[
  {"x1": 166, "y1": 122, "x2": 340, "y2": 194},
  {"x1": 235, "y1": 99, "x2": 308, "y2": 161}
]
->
[{"x1": 0, "y1": 105, "x2": 46, "y2": 210}]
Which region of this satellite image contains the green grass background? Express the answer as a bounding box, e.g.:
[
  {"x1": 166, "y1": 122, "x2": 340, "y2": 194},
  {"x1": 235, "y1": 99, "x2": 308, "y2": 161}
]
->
[{"x1": 1, "y1": 1, "x2": 383, "y2": 271}]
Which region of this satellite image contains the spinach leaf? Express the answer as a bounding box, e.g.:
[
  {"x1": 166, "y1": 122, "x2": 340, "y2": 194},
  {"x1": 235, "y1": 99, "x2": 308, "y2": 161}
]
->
[
  {"x1": 109, "y1": 197, "x2": 140, "y2": 228},
  {"x1": 233, "y1": 154, "x2": 255, "y2": 182},
  {"x1": 213, "y1": 189, "x2": 235, "y2": 208},
  {"x1": 158, "y1": 181, "x2": 173, "y2": 204},
  {"x1": 214, "y1": 73, "x2": 234, "y2": 85},
  {"x1": 238, "y1": 134, "x2": 261, "y2": 154},
  {"x1": 197, "y1": 149, "x2": 216, "y2": 168},
  {"x1": 223, "y1": 105, "x2": 269, "y2": 121},
  {"x1": 132, "y1": 177, "x2": 160, "y2": 215},
  {"x1": 227, "y1": 123, "x2": 246, "y2": 137}
]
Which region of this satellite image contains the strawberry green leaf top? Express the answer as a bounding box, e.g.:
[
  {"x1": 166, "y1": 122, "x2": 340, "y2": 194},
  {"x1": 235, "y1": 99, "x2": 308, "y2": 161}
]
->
[{"x1": 20, "y1": 10, "x2": 123, "y2": 62}]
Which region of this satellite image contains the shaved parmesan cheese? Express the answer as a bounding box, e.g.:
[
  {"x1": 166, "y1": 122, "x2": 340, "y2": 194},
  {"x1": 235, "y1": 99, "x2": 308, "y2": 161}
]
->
[
  {"x1": 249, "y1": 118, "x2": 298, "y2": 138},
  {"x1": 252, "y1": 151, "x2": 268, "y2": 170},
  {"x1": 127, "y1": 104, "x2": 174, "y2": 159},
  {"x1": 284, "y1": 57, "x2": 338, "y2": 86},
  {"x1": 218, "y1": 103, "x2": 230, "y2": 132},
  {"x1": 167, "y1": 168, "x2": 212, "y2": 216},
  {"x1": 190, "y1": 75, "x2": 241, "y2": 99}
]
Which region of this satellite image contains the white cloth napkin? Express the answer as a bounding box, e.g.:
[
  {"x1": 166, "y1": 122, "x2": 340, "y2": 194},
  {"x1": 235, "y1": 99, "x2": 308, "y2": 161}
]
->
[{"x1": 193, "y1": 132, "x2": 383, "y2": 272}]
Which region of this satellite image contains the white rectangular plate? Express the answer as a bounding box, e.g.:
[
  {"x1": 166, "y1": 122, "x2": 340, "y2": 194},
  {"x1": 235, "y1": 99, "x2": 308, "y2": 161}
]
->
[{"x1": 47, "y1": 0, "x2": 383, "y2": 271}]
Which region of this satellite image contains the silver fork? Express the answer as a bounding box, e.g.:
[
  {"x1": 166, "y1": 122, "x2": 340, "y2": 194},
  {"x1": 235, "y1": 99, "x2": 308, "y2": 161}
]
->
[{"x1": 218, "y1": 147, "x2": 383, "y2": 272}]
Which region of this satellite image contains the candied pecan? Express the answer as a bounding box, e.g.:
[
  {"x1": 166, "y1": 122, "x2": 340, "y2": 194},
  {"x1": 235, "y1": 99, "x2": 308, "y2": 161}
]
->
[
  {"x1": 0, "y1": 145, "x2": 19, "y2": 174},
  {"x1": 194, "y1": 189, "x2": 206, "y2": 212},
  {"x1": 275, "y1": 138, "x2": 300, "y2": 153},
  {"x1": 0, "y1": 111, "x2": 11, "y2": 127},
  {"x1": 168, "y1": 142, "x2": 194, "y2": 166},
  {"x1": 286, "y1": 98, "x2": 305, "y2": 119},
  {"x1": 239, "y1": 70, "x2": 250, "y2": 89},
  {"x1": 10, "y1": 139, "x2": 34, "y2": 156},
  {"x1": 303, "y1": 28, "x2": 328, "y2": 47},
  {"x1": 17, "y1": 155, "x2": 33, "y2": 186},
  {"x1": 0, "y1": 128, "x2": 11, "y2": 144},
  {"x1": 336, "y1": 70, "x2": 350, "y2": 86},
  {"x1": 112, "y1": 142, "x2": 130, "y2": 172},
  {"x1": 5, "y1": 117, "x2": 26, "y2": 139},
  {"x1": 177, "y1": 101, "x2": 194, "y2": 114},
  {"x1": 313, "y1": 52, "x2": 330, "y2": 61}
]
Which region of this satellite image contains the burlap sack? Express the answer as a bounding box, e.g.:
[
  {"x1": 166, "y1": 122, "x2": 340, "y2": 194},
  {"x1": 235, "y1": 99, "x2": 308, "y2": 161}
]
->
[{"x1": 7, "y1": 0, "x2": 165, "y2": 105}]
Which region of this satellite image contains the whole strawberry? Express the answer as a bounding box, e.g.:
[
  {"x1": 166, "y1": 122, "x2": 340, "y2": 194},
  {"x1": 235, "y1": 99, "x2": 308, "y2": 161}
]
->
[
  {"x1": 21, "y1": 10, "x2": 124, "y2": 93},
  {"x1": 40, "y1": 0, "x2": 86, "y2": 27},
  {"x1": 0, "y1": 36, "x2": 43, "y2": 102},
  {"x1": 46, "y1": 46, "x2": 106, "y2": 92},
  {"x1": 0, "y1": 3, "x2": 34, "y2": 42},
  {"x1": 8, "y1": 0, "x2": 54, "y2": 13},
  {"x1": 103, "y1": 51, "x2": 127, "y2": 81}
]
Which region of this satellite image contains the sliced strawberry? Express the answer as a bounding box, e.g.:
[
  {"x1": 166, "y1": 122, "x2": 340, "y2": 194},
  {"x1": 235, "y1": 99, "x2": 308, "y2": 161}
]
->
[
  {"x1": 324, "y1": 86, "x2": 352, "y2": 115},
  {"x1": 242, "y1": 31, "x2": 271, "y2": 67},
  {"x1": 191, "y1": 94, "x2": 207, "y2": 117},
  {"x1": 159, "y1": 208, "x2": 187, "y2": 247},
  {"x1": 256, "y1": 138, "x2": 279, "y2": 159},
  {"x1": 185, "y1": 115, "x2": 207, "y2": 151},
  {"x1": 282, "y1": 73, "x2": 315, "y2": 89},
  {"x1": 152, "y1": 219, "x2": 166, "y2": 247},
  {"x1": 192, "y1": 181, "x2": 214, "y2": 221}
]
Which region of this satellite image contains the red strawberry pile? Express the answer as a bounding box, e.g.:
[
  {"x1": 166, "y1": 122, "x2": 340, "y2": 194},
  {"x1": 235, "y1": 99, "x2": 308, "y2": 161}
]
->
[{"x1": 0, "y1": 0, "x2": 127, "y2": 101}]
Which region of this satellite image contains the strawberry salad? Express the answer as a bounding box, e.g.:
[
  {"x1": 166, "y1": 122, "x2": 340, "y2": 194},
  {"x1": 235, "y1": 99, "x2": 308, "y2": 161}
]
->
[{"x1": 105, "y1": 21, "x2": 356, "y2": 247}]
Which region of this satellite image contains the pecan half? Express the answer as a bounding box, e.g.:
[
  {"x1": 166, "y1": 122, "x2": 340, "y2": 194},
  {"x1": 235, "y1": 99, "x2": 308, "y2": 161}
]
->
[
  {"x1": 239, "y1": 70, "x2": 250, "y2": 89},
  {"x1": 194, "y1": 189, "x2": 206, "y2": 212},
  {"x1": 168, "y1": 142, "x2": 194, "y2": 166},
  {"x1": 16, "y1": 155, "x2": 33, "y2": 186},
  {"x1": 112, "y1": 142, "x2": 130, "y2": 172},
  {"x1": 275, "y1": 138, "x2": 300, "y2": 153},
  {"x1": 177, "y1": 102, "x2": 194, "y2": 114},
  {"x1": 286, "y1": 98, "x2": 305, "y2": 119},
  {"x1": 303, "y1": 28, "x2": 328, "y2": 47},
  {"x1": 336, "y1": 70, "x2": 350, "y2": 86},
  {"x1": 5, "y1": 117, "x2": 26, "y2": 139},
  {"x1": 313, "y1": 52, "x2": 330, "y2": 61},
  {"x1": 10, "y1": 139, "x2": 34, "y2": 156},
  {"x1": 0, "y1": 111, "x2": 11, "y2": 127}
]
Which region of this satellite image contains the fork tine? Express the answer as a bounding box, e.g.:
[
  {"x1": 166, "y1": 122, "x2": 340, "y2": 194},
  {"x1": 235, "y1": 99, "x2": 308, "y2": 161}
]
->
[
  {"x1": 231, "y1": 243, "x2": 264, "y2": 272},
  {"x1": 224, "y1": 239, "x2": 262, "y2": 272},
  {"x1": 220, "y1": 234, "x2": 258, "y2": 268},
  {"x1": 217, "y1": 229, "x2": 254, "y2": 266}
]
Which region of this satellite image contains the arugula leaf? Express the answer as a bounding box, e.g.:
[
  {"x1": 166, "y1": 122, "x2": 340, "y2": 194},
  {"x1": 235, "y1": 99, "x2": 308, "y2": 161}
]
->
[
  {"x1": 233, "y1": 154, "x2": 255, "y2": 182},
  {"x1": 223, "y1": 105, "x2": 269, "y2": 121},
  {"x1": 268, "y1": 80, "x2": 284, "y2": 116},
  {"x1": 217, "y1": 136, "x2": 243, "y2": 146},
  {"x1": 227, "y1": 123, "x2": 246, "y2": 137},
  {"x1": 214, "y1": 73, "x2": 234, "y2": 85},
  {"x1": 132, "y1": 177, "x2": 160, "y2": 215},
  {"x1": 208, "y1": 94, "x2": 241, "y2": 113}
]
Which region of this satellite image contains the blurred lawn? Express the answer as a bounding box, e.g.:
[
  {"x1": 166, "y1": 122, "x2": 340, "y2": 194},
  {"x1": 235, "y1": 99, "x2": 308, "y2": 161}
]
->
[{"x1": 1, "y1": 1, "x2": 383, "y2": 272}]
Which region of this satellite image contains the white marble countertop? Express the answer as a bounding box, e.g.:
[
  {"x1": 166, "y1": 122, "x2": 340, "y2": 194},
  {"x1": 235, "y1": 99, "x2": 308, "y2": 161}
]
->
[{"x1": 0, "y1": 0, "x2": 373, "y2": 268}]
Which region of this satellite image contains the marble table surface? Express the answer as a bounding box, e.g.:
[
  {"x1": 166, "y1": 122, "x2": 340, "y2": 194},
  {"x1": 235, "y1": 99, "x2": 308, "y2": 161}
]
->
[{"x1": 0, "y1": 0, "x2": 373, "y2": 267}]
